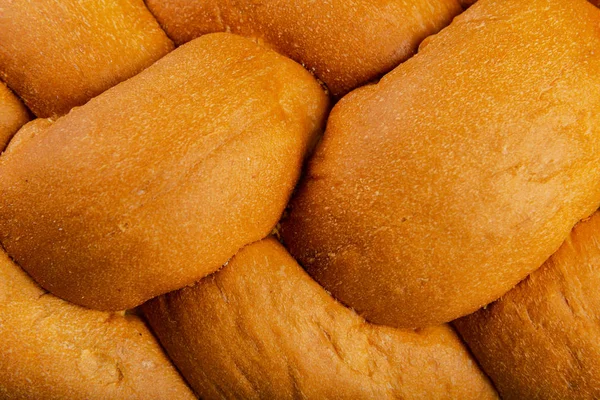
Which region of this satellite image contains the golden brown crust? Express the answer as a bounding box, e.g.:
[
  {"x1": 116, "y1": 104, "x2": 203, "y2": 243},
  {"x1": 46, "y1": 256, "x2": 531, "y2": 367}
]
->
[
  {"x1": 143, "y1": 237, "x2": 498, "y2": 400},
  {"x1": 0, "y1": 82, "x2": 28, "y2": 151},
  {"x1": 454, "y1": 211, "x2": 600, "y2": 400},
  {"x1": 0, "y1": 249, "x2": 195, "y2": 400},
  {"x1": 0, "y1": 33, "x2": 328, "y2": 311},
  {"x1": 460, "y1": 0, "x2": 600, "y2": 5},
  {"x1": 145, "y1": 0, "x2": 463, "y2": 96},
  {"x1": 282, "y1": 0, "x2": 600, "y2": 328},
  {"x1": 0, "y1": 0, "x2": 173, "y2": 118}
]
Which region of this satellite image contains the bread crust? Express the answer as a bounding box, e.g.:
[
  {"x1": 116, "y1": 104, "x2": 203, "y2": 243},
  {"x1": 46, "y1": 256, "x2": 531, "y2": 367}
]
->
[
  {"x1": 143, "y1": 237, "x2": 498, "y2": 400},
  {"x1": 0, "y1": 249, "x2": 195, "y2": 399},
  {"x1": 0, "y1": 33, "x2": 328, "y2": 310},
  {"x1": 0, "y1": 82, "x2": 28, "y2": 151},
  {"x1": 0, "y1": 0, "x2": 173, "y2": 117},
  {"x1": 454, "y1": 211, "x2": 600, "y2": 400},
  {"x1": 282, "y1": 0, "x2": 600, "y2": 328},
  {"x1": 145, "y1": 0, "x2": 463, "y2": 96}
]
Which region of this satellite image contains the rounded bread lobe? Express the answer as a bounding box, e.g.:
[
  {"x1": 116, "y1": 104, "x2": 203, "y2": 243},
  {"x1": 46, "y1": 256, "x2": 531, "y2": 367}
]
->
[
  {"x1": 0, "y1": 0, "x2": 174, "y2": 117},
  {"x1": 0, "y1": 82, "x2": 28, "y2": 152},
  {"x1": 0, "y1": 33, "x2": 328, "y2": 310},
  {"x1": 0, "y1": 249, "x2": 196, "y2": 400},
  {"x1": 145, "y1": 0, "x2": 463, "y2": 96},
  {"x1": 454, "y1": 211, "x2": 600, "y2": 400},
  {"x1": 143, "y1": 237, "x2": 498, "y2": 400},
  {"x1": 282, "y1": 0, "x2": 600, "y2": 328}
]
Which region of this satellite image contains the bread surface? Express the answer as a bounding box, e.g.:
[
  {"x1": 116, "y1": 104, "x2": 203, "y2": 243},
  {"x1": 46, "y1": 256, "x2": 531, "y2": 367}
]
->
[
  {"x1": 0, "y1": 82, "x2": 28, "y2": 151},
  {"x1": 0, "y1": 249, "x2": 195, "y2": 399},
  {"x1": 454, "y1": 211, "x2": 600, "y2": 400},
  {"x1": 1, "y1": 0, "x2": 598, "y2": 397},
  {"x1": 146, "y1": 0, "x2": 462, "y2": 96},
  {"x1": 282, "y1": 0, "x2": 600, "y2": 328},
  {"x1": 0, "y1": 0, "x2": 173, "y2": 117},
  {"x1": 143, "y1": 237, "x2": 498, "y2": 400},
  {"x1": 0, "y1": 33, "x2": 328, "y2": 310}
]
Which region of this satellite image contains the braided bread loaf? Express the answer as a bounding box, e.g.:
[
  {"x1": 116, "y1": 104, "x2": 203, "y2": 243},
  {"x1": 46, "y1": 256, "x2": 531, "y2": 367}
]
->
[{"x1": 0, "y1": 0, "x2": 599, "y2": 398}]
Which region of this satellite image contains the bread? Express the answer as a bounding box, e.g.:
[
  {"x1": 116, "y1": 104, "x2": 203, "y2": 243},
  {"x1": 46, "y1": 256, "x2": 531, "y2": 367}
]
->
[
  {"x1": 0, "y1": 248, "x2": 195, "y2": 399},
  {"x1": 454, "y1": 211, "x2": 600, "y2": 400},
  {"x1": 0, "y1": 33, "x2": 328, "y2": 311},
  {"x1": 143, "y1": 237, "x2": 498, "y2": 399},
  {"x1": 465, "y1": 0, "x2": 600, "y2": 5},
  {"x1": 2, "y1": 0, "x2": 599, "y2": 397},
  {"x1": 0, "y1": 0, "x2": 173, "y2": 117},
  {"x1": 281, "y1": 0, "x2": 600, "y2": 328},
  {"x1": 145, "y1": 0, "x2": 463, "y2": 96},
  {"x1": 0, "y1": 82, "x2": 28, "y2": 151}
]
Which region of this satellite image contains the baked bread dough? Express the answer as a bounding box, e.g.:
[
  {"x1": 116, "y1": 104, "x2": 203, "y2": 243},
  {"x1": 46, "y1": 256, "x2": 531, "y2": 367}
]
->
[
  {"x1": 0, "y1": 82, "x2": 28, "y2": 151},
  {"x1": 0, "y1": 33, "x2": 328, "y2": 311},
  {"x1": 145, "y1": 0, "x2": 463, "y2": 96},
  {"x1": 0, "y1": 0, "x2": 173, "y2": 117},
  {"x1": 454, "y1": 211, "x2": 600, "y2": 400},
  {"x1": 1, "y1": 1, "x2": 597, "y2": 397},
  {"x1": 143, "y1": 237, "x2": 498, "y2": 400},
  {"x1": 0, "y1": 249, "x2": 195, "y2": 399},
  {"x1": 282, "y1": 0, "x2": 600, "y2": 328}
]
